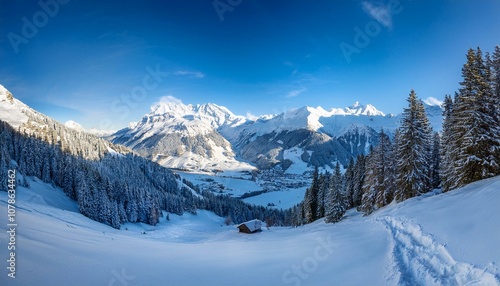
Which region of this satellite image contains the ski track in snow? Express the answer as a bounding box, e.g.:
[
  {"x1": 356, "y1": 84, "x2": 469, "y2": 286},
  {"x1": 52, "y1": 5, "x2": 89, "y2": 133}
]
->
[{"x1": 378, "y1": 216, "x2": 500, "y2": 286}]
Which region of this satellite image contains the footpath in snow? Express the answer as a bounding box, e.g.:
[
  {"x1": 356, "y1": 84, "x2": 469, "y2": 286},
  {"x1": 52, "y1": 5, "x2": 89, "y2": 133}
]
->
[{"x1": 378, "y1": 216, "x2": 499, "y2": 285}]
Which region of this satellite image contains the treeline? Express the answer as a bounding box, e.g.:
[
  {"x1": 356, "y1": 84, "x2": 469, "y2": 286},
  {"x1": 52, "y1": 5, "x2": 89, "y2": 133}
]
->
[{"x1": 298, "y1": 45, "x2": 500, "y2": 223}]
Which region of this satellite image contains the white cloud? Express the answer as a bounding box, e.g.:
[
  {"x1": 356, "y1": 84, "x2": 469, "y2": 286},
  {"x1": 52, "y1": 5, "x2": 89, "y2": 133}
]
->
[
  {"x1": 246, "y1": 112, "x2": 258, "y2": 121},
  {"x1": 362, "y1": 2, "x2": 393, "y2": 29},
  {"x1": 286, "y1": 87, "x2": 307, "y2": 98},
  {"x1": 423, "y1": 97, "x2": 444, "y2": 107},
  {"x1": 174, "y1": 70, "x2": 205, "y2": 79},
  {"x1": 156, "y1": 95, "x2": 183, "y2": 105},
  {"x1": 150, "y1": 95, "x2": 189, "y2": 114}
]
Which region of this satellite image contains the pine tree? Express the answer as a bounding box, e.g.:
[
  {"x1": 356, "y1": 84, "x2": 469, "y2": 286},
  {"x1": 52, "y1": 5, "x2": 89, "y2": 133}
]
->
[
  {"x1": 493, "y1": 46, "x2": 500, "y2": 98},
  {"x1": 303, "y1": 167, "x2": 320, "y2": 223},
  {"x1": 394, "y1": 90, "x2": 433, "y2": 202},
  {"x1": 491, "y1": 46, "x2": 500, "y2": 167},
  {"x1": 374, "y1": 130, "x2": 396, "y2": 208},
  {"x1": 325, "y1": 162, "x2": 346, "y2": 223},
  {"x1": 352, "y1": 154, "x2": 365, "y2": 208},
  {"x1": 343, "y1": 157, "x2": 355, "y2": 208},
  {"x1": 360, "y1": 130, "x2": 395, "y2": 214},
  {"x1": 440, "y1": 94, "x2": 456, "y2": 192},
  {"x1": 360, "y1": 147, "x2": 376, "y2": 215},
  {"x1": 451, "y1": 48, "x2": 500, "y2": 188},
  {"x1": 316, "y1": 172, "x2": 330, "y2": 219},
  {"x1": 430, "y1": 132, "x2": 441, "y2": 189}
]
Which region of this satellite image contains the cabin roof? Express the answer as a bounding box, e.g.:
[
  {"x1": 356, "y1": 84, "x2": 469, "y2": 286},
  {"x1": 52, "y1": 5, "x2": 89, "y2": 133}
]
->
[{"x1": 236, "y1": 219, "x2": 262, "y2": 233}]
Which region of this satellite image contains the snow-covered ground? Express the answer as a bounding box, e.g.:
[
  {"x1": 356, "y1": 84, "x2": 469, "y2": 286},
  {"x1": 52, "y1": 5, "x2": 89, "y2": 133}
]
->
[{"x1": 1, "y1": 175, "x2": 499, "y2": 285}]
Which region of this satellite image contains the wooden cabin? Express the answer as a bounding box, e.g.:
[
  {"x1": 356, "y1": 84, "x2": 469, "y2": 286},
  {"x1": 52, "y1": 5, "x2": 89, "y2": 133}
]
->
[{"x1": 236, "y1": 219, "x2": 262, "y2": 234}]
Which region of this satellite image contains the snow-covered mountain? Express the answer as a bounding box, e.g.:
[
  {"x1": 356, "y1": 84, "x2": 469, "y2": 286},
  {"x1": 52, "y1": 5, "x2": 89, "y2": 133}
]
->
[
  {"x1": 422, "y1": 98, "x2": 445, "y2": 131},
  {"x1": 110, "y1": 98, "x2": 254, "y2": 172},
  {"x1": 64, "y1": 120, "x2": 116, "y2": 137},
  {"x1": 111, "y1": 97, "x2": 443, "y2": 173}
]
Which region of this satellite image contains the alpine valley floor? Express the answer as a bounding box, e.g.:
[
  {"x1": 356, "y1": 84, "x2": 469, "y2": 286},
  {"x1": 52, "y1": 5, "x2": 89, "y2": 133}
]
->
[{"x1": 1, "y1": 175, "x2": 499, "y2": 286}]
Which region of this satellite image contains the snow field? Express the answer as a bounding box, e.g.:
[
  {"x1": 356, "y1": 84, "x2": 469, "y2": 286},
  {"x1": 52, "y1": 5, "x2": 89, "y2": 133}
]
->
[{"x1": 0, "y1": 176, "x2": 499, "y2": 285}]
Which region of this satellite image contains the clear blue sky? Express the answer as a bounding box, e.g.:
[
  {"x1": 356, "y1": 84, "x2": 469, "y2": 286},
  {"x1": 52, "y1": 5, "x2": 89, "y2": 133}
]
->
[{"x1": 1, "y1": 0, "x2": 499, "y2": 130}]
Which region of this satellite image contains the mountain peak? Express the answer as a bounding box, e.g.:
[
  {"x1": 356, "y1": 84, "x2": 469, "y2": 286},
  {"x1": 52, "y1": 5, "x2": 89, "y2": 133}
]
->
[
  {"x1": 65, "y1": 120, "x2": 86, "y2": 132},
  {"x1": 150, "y1": 96, "x2": 191, "y2": 115},
  {"x1": 423, "y1": 97, "x2": 443, "y2": 107},
  {"x1": 344, "y1": 102, "x2": 385, "y2": 116},
  {"x1": 147, "y1": 96, "x2": 246, "y2": 131},
  {"x1": 350, "y1": 101, "x2": 362, "y2": 109}
]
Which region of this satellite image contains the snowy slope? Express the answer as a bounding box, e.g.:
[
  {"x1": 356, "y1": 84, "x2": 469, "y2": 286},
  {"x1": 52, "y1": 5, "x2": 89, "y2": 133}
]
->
[{"x1": 1, "y1": 174, "x2": 498, "y2": 286}]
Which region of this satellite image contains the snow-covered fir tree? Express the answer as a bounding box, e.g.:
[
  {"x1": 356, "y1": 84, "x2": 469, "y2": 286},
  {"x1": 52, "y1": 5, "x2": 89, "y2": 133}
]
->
[
  {"x1": 325, "y1": 162, "x2": 347, "y2": 223},
  {"x1": 352, "y1": 154, "x2": 366, "y2": 208},
  {"x1": 394, "y1": 90, "x2": 433, "y2": 202},
  {"x1": 360, "y1": 130, "x2": 395, "y2": 214},
  {"x1": 430, "y1": 132, "x2": 441, "y2": 189},
  {"x1": 442, "y1": 48, "x2": 500, "y2": 190},
  {"x1": 374, "y1": 130, "x2": 396, "y2": 208},
  {"x1": 440, "y1": 94, "x2": 456, "y2": 192},
  {"x1": 491, "y1": 46, "x2": 500, "y2": 163},
  {"x1": 360, "y1": 146, "x2": 376, "y2": 214},
  {"x1": 343, "y1": 157, "x2": 355, "y2": 208},
  {"x1": 303, "y1": 167, "x2": 320, "y2": 223},
  {"x1": 316, "y1": 171, "x2": 330, "y2": 219}
]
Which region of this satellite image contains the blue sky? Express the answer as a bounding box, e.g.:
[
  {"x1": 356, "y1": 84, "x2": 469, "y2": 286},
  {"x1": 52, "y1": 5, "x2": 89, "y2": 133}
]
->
[{"x1": 1, "y1": 0, "x2": 500, "y2": 130}]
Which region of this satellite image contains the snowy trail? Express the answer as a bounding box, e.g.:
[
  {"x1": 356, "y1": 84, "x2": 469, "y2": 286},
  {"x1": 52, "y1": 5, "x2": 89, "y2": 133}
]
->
[{"x1": 378, "y1": 216, "x2": 500, "y2": 286}]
